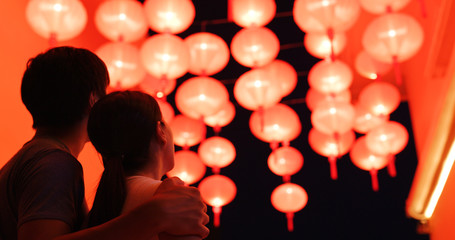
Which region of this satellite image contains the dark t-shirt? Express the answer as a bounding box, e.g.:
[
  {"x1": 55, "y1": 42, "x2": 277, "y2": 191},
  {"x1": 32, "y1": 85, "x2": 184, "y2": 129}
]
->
[{"x1": 0, "y1": 138, "x2": 86, "y2": 240}]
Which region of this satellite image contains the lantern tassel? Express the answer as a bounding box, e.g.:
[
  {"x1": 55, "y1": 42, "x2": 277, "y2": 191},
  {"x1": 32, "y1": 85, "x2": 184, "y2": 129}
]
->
[
  {"x1": 387, "y1": 154, "x2": 397, "y2": 177},
  {"x1": 328, "y1": 156, "x2": 338, "y2": 180},
  {"x1": 286, "y1": 212, "x2": 294, "y2": 232},
  {"x1": 213, "y1": 206, "x2": 222, "y2": 227},
  {"x1": 392, "y1": 55, "x2": 402, "y2": 86},
  {"x1": 370, "y1": 168, "x2": 379, "y2": 192}
]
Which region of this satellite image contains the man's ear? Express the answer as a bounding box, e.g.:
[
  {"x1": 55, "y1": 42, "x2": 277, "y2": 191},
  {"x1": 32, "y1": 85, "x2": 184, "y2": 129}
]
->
[{"x1": 156, "y1": 122, "x2": 167, "y2": 146}]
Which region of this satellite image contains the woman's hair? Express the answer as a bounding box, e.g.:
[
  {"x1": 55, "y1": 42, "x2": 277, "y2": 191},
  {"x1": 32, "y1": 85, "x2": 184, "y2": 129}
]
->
[{"x1": 86, "y1": 90, "x2": 163, "y2": 227}]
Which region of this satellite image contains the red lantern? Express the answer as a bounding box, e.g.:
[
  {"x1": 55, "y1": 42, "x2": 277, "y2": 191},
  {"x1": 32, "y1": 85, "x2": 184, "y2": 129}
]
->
[
  {"x1": 96, "y1": 42, "x2": 145, "y2": 90},
  {"x1": 175, "y1": 77, "x2": 229, "y2": 120},
  {"x1": 350, "y1": 136, "x2": 389, "y2": 191},
  {"x1": 199, "y1": 175, "x2": 237, "y2": 227},
  {"x1": 230, "y1": 27, "x2": 280, "y2": 68},
  {"x1": 204, "y1": 102, "x2": 236, "y2": 133},
  {"x1": 353, "y1": 103, "x2": 389, "y2": 134},
  {"x1": 234, "y1": 68, "x2": 282, "y2": 111},
  {"x1": 184, "y1": 32, "x2": 230, "y2": 76},
  {"x1": 271, "y1": 183, "x2": 308, "y2": 232},
  {"x1": 304, "y1": 32, "x2": 347, "y2": 59},
  {"x1": 311, "y1": 100, "x2": 355, "y2": 135},
  {"x1": 308, "y1": 128, "x2": 355, "y2": 179},
  {"x1": 308, "y1": 59, "x2": 353, "y2": 95},
  {"x1": 268, "y1": 146, "x2": 304, "y2": 182},
  {"x1": 169, "y1": 115, "x2": 206, "y2": 148},
  {"x1": 354, "y1": 50, "x2": 392, "y2": 80},
  {"x1": 305, "y1": 88, "x2": 351, "y2": 112},
  {"x1": 140, "y1": 74, "x2": 177, "y2": 100},
  {"x1": 156, "y1": 98, "x2": 175, "y2": 124},
  {"x1": 95, "y1": 0, "x2": 148, "y2": 42},
  {"x1": 143, "y1": 0, "x2": 195, "y2": 34},
  {"x1": 230, "y1": 0, "x2": 276, "y2": 28},
  {"x1": 259, "y1": 60, "x2": 298, "y2": 97},
  {"x1": 358, "y1": 81, "x2": 401, "y2": 116},
  {"x1": 166, "y1": 150, "x2": 206, "y2": 185},
  {"x1": 26, "y1": 0, "x2": 87, "y2": 44},
  {"x1": 141, "y1": 33, "x2": 190, "y2": 80},
  {"x1": 359, "y1": 0, "x2": 411, "y2": 14},
  {"x1": 198, "y1": 136, "x2": 236, "y2": 174}
]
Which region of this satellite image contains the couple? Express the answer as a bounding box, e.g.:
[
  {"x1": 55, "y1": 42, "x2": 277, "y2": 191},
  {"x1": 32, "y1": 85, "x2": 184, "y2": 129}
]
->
[{"x1": 0, "y1": 47, "x2": 209, "y2": 240}]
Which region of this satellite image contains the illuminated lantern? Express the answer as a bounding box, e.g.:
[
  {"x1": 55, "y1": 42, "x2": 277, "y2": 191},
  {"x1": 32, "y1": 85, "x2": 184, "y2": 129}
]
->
[
  {"x1": 362, "y1": 13, "x2": 424, "y2": 85},
  {"x1": 355, "y1": 50, "x2": 391, "y2": 80},
  {"x1": 304, "y1": 32, "x2": 347, "y2": 59},
  {"x1": 169, "y1": 114, "x2": 206, "y2": 148},
  {"x1": 143, "y1": 0, "x2": 195, "y2": 34},
  {"x1": 249, "y1": 104, "x2": 301, "y2": 148},
  {"x1": 26, "y1": 0, "x2": 87, "y2": 45},
  {"x1": 230, "y1": 0, "x2": 276, "y2": 28},
  {"x1": 268, "y1": 146, "x2": 304, "y2": 182},
  {"x1": 271, "y1": 183, "x2": 308, "y2": 232},
  {"x1": 359, "y1": 0, "x2": 411, "y2": 14},
  {"x1": 175, "y1": 77, "x2": 229, "y2": 120},
  {"x1": 166, "y1": 150, "x2": 206, "y2": 185},
  {"x1": 141, "y1": 33, "x2": 190, "y2": 80},
  {"x1": 260, "y1": 60, "x2": 298, "y2": 97},
  {"x1": 308, "y1": 59, "x2": 353, "y2": 94},
  {"x1": 95, "y1": 0, "x2": 148, "y2": 42},
  {"x1": 234, "y1": 68, "x2": 282, "y2": 111},
  {"x1": 311, "y1": 100, "x2": 355, "y2": 135},
  {"x1": 231, "y1": 27, "x2": 280, "y2": 67},
  {"x1": 308, "y1": 128, "x2": 355, "y2": 179},
  {"x1": 199, "y1": 175, "x2": 237, "y2": 227},
  {"x1": 204, "y1": 102, "x2": 236, "y2": 133},
  {"x1": 184, "y1": 32, "x2": 230, "y2": 76},
  {"x1": 365, "y1": 121, "x2": 408, "y2": 177},
  {"x1": 350, "y1": 136, "x2": 389, "y2": 191},
  {"x1": 353, "y1": 103, "x2": 389, "y2": 134},
  {"x1": 156, "y1": 99, "x2": 175, "y2": 123},
  {"x1": 305, "y1": 88, "x2": 351, "y2": 112},
  {"x1": 198, "y1": 136, "x2": 236, "y2": 174},
  {"x1": 96, "y1": 42, "x2": 145, "y2": 90},
  {"x1": 140, "y1": 74, "x2": 177, "y2": 100},
  {"x1": 358, "y1": 81, "x2": 401, "y2": 116}
]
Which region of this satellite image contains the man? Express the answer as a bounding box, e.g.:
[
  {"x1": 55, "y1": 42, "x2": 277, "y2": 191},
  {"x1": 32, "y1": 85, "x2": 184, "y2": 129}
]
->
[{"x1": 0, "y1": 46, "x2": 209, "y2": 240}]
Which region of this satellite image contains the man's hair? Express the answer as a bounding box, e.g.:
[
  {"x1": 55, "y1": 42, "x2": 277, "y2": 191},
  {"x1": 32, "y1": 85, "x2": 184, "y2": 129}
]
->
[{"x1": 21, "y1": 46, "x2": 110, "y2": 129}]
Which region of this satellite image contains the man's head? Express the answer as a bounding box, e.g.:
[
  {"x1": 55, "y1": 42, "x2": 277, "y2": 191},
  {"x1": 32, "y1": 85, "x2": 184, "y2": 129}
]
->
[{"x1": 21, "y1": 46, "x2": 110, "y2": 130}]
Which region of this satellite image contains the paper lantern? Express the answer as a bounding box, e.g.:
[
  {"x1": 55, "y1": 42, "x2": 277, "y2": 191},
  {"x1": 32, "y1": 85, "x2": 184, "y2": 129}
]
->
[
  {"x1": 353, "y1": 103, "x2": 389, "y2": 134},
  {"x1": 184, "y1": 32, "x2": 230, "y2": 76},
  {"x1": 268, "y1": 146, "x2": 304, "y2": 182},
  {"x1": 271, "y1": 183, "x2": 308, "y2": 232},
  {"x1": 230, "y1": 0, "x2": 276, "y2": 28},
  {"x1": 259, "y1": 60, "x2": 298, "y2": 97},
  {"x1": 204, "y1": 102, "x2": 236, "y2": 133},
  {"x1": 359, "y1": 0, "x2": 411, "y2": 14},
  {"x1": 350, "y1": 136, "x2": 389, "y2": 191},
  {"x1": 26, "y1": 0, "x2": 87, "y2": 44},
  {"x1": 305, "y1": 88, "x2": 351, "y2": 112},
  {"x1": 156, "y1": 99, "x2": 175, "y2": 123},
  {"x1": 143, "y1": 0, "x2": 195, "y2": 34},
  {"x1": 141, "y1": 33, "x2": 190, "y2": 80},
  {"x1": 176, "y1": 77, "x2": 229, "y2": 120},
  {"x1": 166, "y1": 150, "x2": 206, "y2": 185},
  {"x1": 199, "y1": 175, "x2": 237, "y2": 227},
  {"x1": 95, "y1": 0, "x2": 148, "y2": 42},
  {"x1": 308, "y1": 59, "x2": 353, "y2": 94},
  {"x1": 198, "y1": 136, "x2": 236, "y2": 173},
  {"x1": 304, "y1": 32, "x2": 347, "y2": 59},
  {"x1": 140, "y1": 74, "x2": 177, "y2": 99},
  {"x1": 311, "y1": 100, "x2": 355, "y2": 135},
  {"x1": 234, "y1": 68, "x2": 282, "y2": 111},
  {"x1": 169, "y1": 114, "x2": 206, "y2": 148},
  {"x1": 308, "y1": 128, "x2": 355, "y2": 179},
  {"x1": 231, "y1": 27, "x2": 280, "y2": 67},
  {"x1": 354, "y1": 50, "x2": 392, "y2": 80},
  {"x1": 358, "y1": 81, "x2": 401, "y2": 116}
]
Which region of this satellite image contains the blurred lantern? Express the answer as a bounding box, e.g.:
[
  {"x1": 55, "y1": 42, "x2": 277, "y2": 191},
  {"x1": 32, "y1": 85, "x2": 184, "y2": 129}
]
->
[
  {"x1": 156, "y1": 98, "x2": 175, "y2": 123},
  {"x1": 204, "y1": 102, "x2": 236, "y2": 134},
  {"x1": 353, "y1": 103, "x2": 389, "y2": 134},
  {"x1": 96, "y1": 42, "x2": 145, "y2": 90},
  {"x1": 249, "y1": 104, "x2": 301, "y2": 149},
  {"x1": 268, "y1": 146, "x2": 304, "y2": 182},
  {"x1": 305, "y1": 88, "x2": 351, "y2": 112},
  {"x1": 304, "y1": 31, "x2": 347, "y2": 60},
  {"x1": 95, "y1": 0, "x2": 148, "y2": 42},
  {"x1": 259, "y1": 60, "x2": 298, "y2": 97},
  {"x1": 271, "y1": 183, "x2": 308, "y2": 232},
  {"x1": 365, "y1": 121, "x2": 408, "y2": 177},
  {"x1": 143, "y1": 0, "x2": 195, "y2": 34},
  {"x1": 234, "y1": 68, "x2": 282, "y2": 111},
  {"x1": 230, "y1": 27, "x2": 280, "y2": 68},
  {"x1": 362, "y1": 13, "x2": 424, "y2": 85},
  {"x1": 355, "y1": 50, "x2": 392, "y2": 80},
  {"x1": 230, "y1": 0, "x2": 276, "y2": 28},
  {"x1": 141, "y1": 33, "x2": 190, "y2": 80},
  {"x1": 311, "y1": 99, "x2": 355, "y2": 135},
  {"x1": 140, "y1": 74, "x2": 177, "y2": 100},
  {"x1": 175, "y1": 76, "x2": 229, "y2": 120},
  {"x1": 26, "y1": 0, "x2": 87, "y2": 46},
  {"x1": 199, "y1": 175, "x2": 237, "y2": 227},
  {"x1": 167, "y1": 150, "x2": 206, "y2": 185},
  {"x1": 350, "y1": 136, "x2": 389, "y2": 191},
  {"x1": 358, "y1": 81, "x2": 401, "y2": 117},
  {"x1": 169, "y1": 114, "x2": 206, "y2": 149},
  {"x1": 308, "y1": 59, "x2": 353, "y2": 94},
  {"x1": 359, "y1": 0, "x2": 411, "y2": 14},
  {"x1": 184, "y1": 32, "x2": 230, "y2": 76},
  {"x1": 308, "y1": 128, "x2": 355, "y2": 179},
  {"x1": 198, "y1": 136, "x2": 236, "y2": 174}
]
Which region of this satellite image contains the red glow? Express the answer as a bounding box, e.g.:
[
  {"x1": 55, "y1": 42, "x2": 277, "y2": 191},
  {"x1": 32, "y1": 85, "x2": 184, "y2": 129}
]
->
[{"x1": 166, "y1": 150, "x2": 206, "y2": 185}]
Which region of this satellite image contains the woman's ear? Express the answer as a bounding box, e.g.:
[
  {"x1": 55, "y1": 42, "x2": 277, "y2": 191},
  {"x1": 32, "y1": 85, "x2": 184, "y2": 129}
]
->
[{"x1": 156, "y1": 121, "x2": 167, "y2": 146}]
